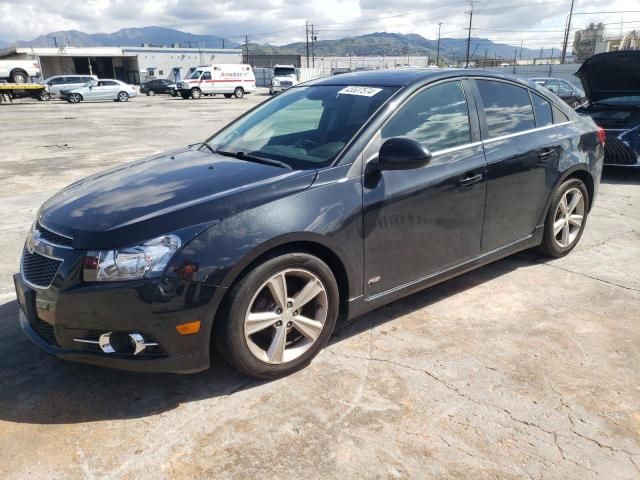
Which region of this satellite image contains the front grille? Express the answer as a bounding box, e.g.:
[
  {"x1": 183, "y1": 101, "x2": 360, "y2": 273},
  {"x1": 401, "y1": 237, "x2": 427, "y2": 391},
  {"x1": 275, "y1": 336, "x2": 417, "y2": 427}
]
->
[
  {"x1": 36, "y1": 222, "x2": 73, "y2": 247},
  {"x1": 21, "y1": 247, "x2": 62, "y2": 288},
  {"x1": 604, "y1": 130, "x2": 638, "y2": 166},
  {"x1": 31, "y1": 318, "x2": 57, "y2": 345},
  {"x1": 280, "y1": 81, "x2": 293, "y2": 87}
]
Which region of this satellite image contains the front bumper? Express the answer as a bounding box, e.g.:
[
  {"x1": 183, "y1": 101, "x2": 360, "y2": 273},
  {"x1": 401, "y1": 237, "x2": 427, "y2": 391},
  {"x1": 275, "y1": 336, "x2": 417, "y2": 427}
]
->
[
  {"x1": 270, "y1": 84, "x2": 292, "y2": 93},
  {"x1": 14, "y1": 269, "x2": 218, "y2": 374}
]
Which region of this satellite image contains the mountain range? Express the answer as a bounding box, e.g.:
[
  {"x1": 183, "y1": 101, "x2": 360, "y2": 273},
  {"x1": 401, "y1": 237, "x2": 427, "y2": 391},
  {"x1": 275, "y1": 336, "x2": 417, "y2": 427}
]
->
[{"x1": 5, "y1": 27, "x2": 557, "y2": 61}]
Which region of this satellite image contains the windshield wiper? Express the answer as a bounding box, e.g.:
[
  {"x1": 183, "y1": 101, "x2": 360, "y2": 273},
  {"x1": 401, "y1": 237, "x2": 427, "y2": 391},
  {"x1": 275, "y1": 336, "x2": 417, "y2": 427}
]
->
[
  {"x1": 213, "y1": 149, "x2": 292, "y2": 170},
  {"x1": 199, "y1": 142, "x2": 216, "y2": 154}
]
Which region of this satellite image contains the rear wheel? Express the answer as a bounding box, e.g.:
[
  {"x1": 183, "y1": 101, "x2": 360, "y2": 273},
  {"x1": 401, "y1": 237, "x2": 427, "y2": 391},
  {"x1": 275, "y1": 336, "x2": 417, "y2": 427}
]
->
[
  {"x1": 148, "y1": 90, "x2": 155, "y2": 96},
  {"x1": 38, "y1": 91, "x2": 50, "y2": 101},
  {"x1": 10, "y1": 69, "x2": 27, "y2": 83},
  {"x1": 191, "y1": 88, "x2": 202, "y2": 99},
  {"x1": 540, "y1": 178, "x2": 589, "y2": 258},
  {"x1": 117, "y1": 91, "x2": 129, "y2": 102},
  {"x1": 234, "y1": 87, "x2": 244, "y2": 99},
  {"x1": 224, "y1": 93, "x2": 233, "y2": 98},
  {"x1": 215, "y1": 253, "x2": 339, "y2": 379}
]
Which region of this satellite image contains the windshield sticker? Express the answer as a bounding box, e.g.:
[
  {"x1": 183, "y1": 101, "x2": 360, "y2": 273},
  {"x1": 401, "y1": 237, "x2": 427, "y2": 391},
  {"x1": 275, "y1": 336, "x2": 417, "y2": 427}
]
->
[{"x1": 338, "y1": 86, "x2": 383, "y2": 97}]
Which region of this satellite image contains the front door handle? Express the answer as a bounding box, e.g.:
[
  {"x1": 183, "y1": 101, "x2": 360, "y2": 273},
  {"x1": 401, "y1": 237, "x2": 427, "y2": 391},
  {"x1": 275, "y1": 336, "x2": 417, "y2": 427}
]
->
[{"x1": 458, "y1": 173, "x2": 483, "y2": 187}]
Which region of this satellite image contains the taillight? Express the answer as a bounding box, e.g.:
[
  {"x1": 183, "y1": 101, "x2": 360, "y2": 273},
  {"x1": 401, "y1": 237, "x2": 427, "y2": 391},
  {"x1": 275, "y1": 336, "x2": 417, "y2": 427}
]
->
[{"x1": 597, "y1": 127, "x2": 606, "y2": 146}]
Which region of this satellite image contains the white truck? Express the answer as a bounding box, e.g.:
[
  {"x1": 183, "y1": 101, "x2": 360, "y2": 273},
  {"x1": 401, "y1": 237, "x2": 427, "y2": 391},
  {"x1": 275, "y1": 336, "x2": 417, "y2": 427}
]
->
[
  {"x1": 0, "y1": 59, "x2": 41, "y2": 83},
  {"x1": 177, "y1": 64, "x2": 256, "y2": 99},
  {"x1": 269, "y1": 64, "x2": 298, "y2": 95}
]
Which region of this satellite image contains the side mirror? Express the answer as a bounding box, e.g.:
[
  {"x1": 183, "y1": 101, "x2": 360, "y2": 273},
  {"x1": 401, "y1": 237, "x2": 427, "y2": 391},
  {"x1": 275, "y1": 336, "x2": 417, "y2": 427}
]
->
[{"x1": 377, "y1": 138, "x2": 432, "y2": 171}]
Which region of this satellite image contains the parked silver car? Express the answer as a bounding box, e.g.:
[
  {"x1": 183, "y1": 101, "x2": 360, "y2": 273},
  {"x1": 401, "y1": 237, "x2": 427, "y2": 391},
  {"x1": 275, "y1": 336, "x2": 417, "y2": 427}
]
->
[
  {"x1": 60, "y1": 79, "x2": 138, "y2": 103},
  {"x1": 42, "y1": 75, "x2": 96, "y2": 96}
]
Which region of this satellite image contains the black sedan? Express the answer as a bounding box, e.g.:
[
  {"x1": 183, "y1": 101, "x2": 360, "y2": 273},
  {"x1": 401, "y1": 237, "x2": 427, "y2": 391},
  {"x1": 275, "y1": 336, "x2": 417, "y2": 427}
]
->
[
  {"x1": 575, "y1": 51, "x2": 640, "y2": 167},
  {"x1": 140, "y1": 78, "x2": 174, "y2": 96},
  {"x1": 14, "y1": 69, "x2": 604, "y2": 379}
]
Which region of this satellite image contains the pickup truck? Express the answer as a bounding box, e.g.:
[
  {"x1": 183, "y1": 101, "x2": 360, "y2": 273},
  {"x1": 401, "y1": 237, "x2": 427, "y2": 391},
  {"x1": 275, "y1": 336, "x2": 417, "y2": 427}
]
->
[{"x1": 0, "y1": 60, "x2": 41, "y2": 83}]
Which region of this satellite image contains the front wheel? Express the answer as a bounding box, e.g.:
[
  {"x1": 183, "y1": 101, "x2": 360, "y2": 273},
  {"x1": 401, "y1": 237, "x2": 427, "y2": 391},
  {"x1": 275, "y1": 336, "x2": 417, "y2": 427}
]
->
[
  {"x1": 191, "y1": 88, "x2": 202, "y2": 99},
  {"x1": 117, "y1": 91, "x2": 129, "y2": 102},
  {"x1": 234, "y1": 87, "x2": 244, "y2": 99},
  {"x1": 540, "y1": 178, "x2": 589, "y2": 258},
  {"x1": 224, "y1": 93, "x2": 233, "y2": 98},
  {"x1": 68, "y1": 93, "x2": 82, "y2": 103},
  {"x1": 215, "y1": 253, "x2": 339, "y2": 379},
  {"x1": 148, "y1": 90, "x2": 155, "y2": 96},
  {"x1": 38, "y1": 91, "x2": 50, "y2": 101}
]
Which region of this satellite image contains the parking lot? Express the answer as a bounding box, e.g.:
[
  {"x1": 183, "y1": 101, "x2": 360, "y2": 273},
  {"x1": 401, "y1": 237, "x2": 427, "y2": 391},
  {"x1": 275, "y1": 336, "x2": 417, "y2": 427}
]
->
[{"x1": 1, "y1": 90, "x2": 639, "y2": 479}]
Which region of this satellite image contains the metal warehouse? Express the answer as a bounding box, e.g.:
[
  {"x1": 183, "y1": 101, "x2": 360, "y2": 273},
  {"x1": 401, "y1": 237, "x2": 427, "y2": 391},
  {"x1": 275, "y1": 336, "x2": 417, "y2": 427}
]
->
[{"x1": 0, "y1": 45, "x2": 243, "y2": 83}]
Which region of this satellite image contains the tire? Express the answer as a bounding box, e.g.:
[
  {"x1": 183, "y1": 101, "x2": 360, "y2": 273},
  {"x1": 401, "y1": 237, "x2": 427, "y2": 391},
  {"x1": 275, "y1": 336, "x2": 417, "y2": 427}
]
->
[
  {"x1": 68, "y1": 93, "x2": 82, "y2": 104},
  {"x1": 540, "y1": 178, "x2": 589, "y2": 258},
  {"x1": 148, "y1": 90, "x2": 155, "y2": 96},
  {"x1": 180, "y1": 92, "x2": 190, "y2": 99},
  {"x1": 215, "y1": 253, "x2": 340, "y2": 379},
  {"x1": 570, "y1": 100, "x2": 580, "y2": 109},
  {"x1": 234, "y1": 87, "x2": 244, "y2": 99},
  {"x1": 38, "y1": 91, "x2": 50, "y2": 101},
  {"x1": 117, "y1": 91, "x2": 129, "y2": 102},
  {"x1": 10, "y1": 69, "x2": 27, "y2": 83},
  {"x1": 191, "y1": 88, "x2": 202, "y2": 100},
  {"x1": 224, "y1": 93, "x2": 233, "y2": 98},
  {"x1": 171, "y1": 91, "x2": 177, "y2": 97}
]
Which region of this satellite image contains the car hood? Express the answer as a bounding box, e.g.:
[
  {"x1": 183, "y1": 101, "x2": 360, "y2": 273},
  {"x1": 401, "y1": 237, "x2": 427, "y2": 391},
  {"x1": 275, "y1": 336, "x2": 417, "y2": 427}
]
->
[
  {"x1": 39, "y1": 147, "x2": 317, "y2": 249},
  {"x1": 575, "y1": 51, "x2": 640, "y2": 102}
]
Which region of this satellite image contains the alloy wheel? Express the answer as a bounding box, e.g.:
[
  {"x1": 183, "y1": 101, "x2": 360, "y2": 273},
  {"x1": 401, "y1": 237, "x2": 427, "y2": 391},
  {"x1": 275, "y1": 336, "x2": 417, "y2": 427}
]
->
[
  {"x1": 244, "y1": 268, "x2": 328, "y2": 364},
  {"x1": 553, "y1": 187, "x2": 585, "y2": 248}
]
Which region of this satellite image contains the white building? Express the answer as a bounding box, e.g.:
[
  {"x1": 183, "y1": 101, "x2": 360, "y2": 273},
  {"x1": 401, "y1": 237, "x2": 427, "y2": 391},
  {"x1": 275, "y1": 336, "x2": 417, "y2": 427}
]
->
[{"x1": 0, "y1": 45, "x2": 242, "y2": 83}]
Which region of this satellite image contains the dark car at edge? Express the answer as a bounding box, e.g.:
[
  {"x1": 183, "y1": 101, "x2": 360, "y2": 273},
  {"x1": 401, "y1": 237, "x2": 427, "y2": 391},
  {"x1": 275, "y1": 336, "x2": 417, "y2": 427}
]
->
[
  {"x1": 14, "y1": 69, "x2": 604, "y2": 379},
  {"x1": 140, "y1": 78, "x2": 174, "y2": 96},
  {"x1": 575, "y1": 50, "x2": 640, "y2": 167}
]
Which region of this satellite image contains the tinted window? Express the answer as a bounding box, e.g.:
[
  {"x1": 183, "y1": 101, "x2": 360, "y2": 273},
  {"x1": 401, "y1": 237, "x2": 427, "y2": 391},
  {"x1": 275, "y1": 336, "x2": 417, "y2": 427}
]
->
[
  {"x1": 82, "y1": 77, "x2": 94, "y2": 83},
  {"x1": 382, "y1": 81, "x2": 471, "y2": 152},
  {"x1": 544, "y1": 80, "x2": 560, "y2": 94},
  {"x1": 557, "y1": 80, "x2": 574, "y2": 96},
  {"x1": 99, "y1": 81, "x2": 117, "y2": 86},
  {"x1": 477, "y1": 80, "x2": 535, "y2": 137},
  {"x1": 531, "y1": 93, "x2": 553, "y2": 127},
  {"x1": 553, "y1": 106, "x2": 570, "y2": 123},
  {"x1": 50, "y1": 77, "x2": 66, "y2": 85},
  {"x1": 201, "y1": 72, "x2": 212, "y2": 80}
]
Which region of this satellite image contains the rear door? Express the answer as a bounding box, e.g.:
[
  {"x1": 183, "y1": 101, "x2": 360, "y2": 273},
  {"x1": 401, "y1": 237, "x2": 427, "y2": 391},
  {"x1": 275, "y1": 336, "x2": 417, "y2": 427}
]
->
[
  {"x1": 473, "y1": 79, "x2": 561, "y2": 251},
  {"x1": 363, "y1": 80, "x2": 487, "y2": 296}
]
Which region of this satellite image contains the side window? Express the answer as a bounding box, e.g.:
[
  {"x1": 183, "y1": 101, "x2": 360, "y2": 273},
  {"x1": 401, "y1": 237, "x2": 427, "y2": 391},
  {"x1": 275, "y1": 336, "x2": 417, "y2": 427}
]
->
[
  {"x1": 83, "y1": 77, "x2": 94, "y2": 83},
  {"x1": 382, "y1": 81, "x2": 471, "y2": 152},
  {"x1": 553, "y1": 106, "x2": 570, "y2": 123},
  {"x1": 558, "y1": 80, "x2": 574, "y2": 96},
  {"x1": 544, "y1": 80, "x2": 560, "y2": 94},
  {"x1": 201, "y1": 72, "x2": 212, "y2": 80},
  {"x1": 531, "y1": 93, "x2": 553, "y2": 127},
  {"x1": 476, "y1": 80, "x2": 535, "y2": 137}
]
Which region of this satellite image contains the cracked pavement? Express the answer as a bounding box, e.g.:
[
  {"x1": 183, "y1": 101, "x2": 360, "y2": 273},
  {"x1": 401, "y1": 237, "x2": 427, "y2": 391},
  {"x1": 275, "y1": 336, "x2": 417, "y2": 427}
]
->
[{"x1": 0, "y1": 93, "x2": 639, "y2": 479}]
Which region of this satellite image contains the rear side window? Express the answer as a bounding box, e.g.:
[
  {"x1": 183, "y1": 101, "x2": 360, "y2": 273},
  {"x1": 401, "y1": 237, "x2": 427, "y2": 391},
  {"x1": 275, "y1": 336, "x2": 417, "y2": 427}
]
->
[
  {"x1": 382, "y1": 81, "x2": 471, "y2": 152},
  {"x1": 531, "y1": 93, "x2": 553, "y2": 127},
  {"x1": 553, "y1": 106, "x2": 570, "y2": 123},
  {"x1": 476, "y1": 80, "x2": 535, "y2": 137}
]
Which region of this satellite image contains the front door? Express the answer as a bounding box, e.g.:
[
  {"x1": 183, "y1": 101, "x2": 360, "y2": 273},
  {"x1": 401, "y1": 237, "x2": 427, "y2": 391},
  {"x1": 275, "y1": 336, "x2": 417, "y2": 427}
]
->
[{"x1": 363, "y1": 80, "x2": 487, "y2": 297}]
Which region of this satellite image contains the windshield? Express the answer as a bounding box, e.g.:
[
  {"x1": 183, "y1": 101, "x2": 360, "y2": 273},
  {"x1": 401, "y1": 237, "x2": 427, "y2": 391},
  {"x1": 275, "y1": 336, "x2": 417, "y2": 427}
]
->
[
  {"x1": 189, "y1": 70, "x2": 203, "y2": 79},
  {"x1": 205, "y1": 85, "x2": 398, "y2": 169},
  {"x1": 274, "y1": 67, "x2": 296, "y2": 76}
]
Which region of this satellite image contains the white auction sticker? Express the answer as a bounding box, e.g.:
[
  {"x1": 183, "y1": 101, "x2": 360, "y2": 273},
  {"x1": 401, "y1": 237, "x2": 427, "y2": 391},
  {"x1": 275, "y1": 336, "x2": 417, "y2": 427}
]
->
[{"x1": 338, "y1": 86, "x2": 383, "y2": 97}]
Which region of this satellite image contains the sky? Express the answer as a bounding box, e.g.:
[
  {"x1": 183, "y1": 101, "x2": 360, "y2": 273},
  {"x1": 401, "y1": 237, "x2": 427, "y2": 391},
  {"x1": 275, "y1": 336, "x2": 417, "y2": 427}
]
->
[{"x1": 1, "y1": 0, "x2": 639, "y2": 50}]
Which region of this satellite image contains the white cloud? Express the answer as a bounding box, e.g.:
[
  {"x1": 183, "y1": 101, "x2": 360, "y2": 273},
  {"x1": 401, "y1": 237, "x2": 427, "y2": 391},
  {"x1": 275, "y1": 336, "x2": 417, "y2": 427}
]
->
[{"x1": 1, "y1": 0, "x2": 639, "y2": 49}]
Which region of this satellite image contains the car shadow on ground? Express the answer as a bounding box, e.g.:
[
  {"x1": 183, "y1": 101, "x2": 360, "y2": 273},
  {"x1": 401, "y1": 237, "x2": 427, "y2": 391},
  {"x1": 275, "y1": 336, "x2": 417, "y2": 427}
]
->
[{"x1": 0, "y1": 254, "x2": 536, "y2": 425}]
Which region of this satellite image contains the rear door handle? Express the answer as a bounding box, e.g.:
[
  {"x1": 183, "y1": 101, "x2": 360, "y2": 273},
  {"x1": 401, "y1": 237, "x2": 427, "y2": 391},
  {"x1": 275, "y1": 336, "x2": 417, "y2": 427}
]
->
[
  {"x1": 538, "y1": 148, "x2": 555, "y2": 161},
  {"x1": 458, "y1": 173, "x2": 483, "y2": 187}
]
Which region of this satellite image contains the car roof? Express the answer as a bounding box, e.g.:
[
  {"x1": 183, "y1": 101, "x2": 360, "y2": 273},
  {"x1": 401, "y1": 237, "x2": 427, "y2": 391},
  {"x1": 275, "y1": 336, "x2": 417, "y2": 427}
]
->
[{"x1": 305, "y1": 68, "x2": 537, "y2": 88}]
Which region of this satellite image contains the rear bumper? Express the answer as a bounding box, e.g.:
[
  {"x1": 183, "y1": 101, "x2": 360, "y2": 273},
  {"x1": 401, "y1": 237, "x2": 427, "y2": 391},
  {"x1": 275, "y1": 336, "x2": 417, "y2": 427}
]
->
[{"x1": 14, "y1": 272, "x2": 216, "y2": 374}]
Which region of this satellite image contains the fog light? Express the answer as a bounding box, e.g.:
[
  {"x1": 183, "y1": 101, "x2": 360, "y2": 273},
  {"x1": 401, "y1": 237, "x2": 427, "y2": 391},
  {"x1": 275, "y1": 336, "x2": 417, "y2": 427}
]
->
[{"x1": 176, "y1": 320, "x2": 201, "y2": 335}]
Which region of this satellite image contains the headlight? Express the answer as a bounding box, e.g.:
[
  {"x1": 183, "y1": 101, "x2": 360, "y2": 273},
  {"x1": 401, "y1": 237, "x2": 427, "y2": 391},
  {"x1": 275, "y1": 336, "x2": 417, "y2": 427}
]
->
[
  {"x1": 272, "y1": 79, "x2": 280, "y2": 86},
  {"x1": 83, "y1": 234, "x2": 181, "y2": 282}
]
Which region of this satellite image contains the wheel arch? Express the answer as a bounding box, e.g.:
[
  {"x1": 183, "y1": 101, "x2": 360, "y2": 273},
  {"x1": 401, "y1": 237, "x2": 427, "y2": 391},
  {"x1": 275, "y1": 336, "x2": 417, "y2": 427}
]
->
[
  {"x1": 10, "y1": 68, "x2": 27, "y2": 80},
  {"x1": 538, "y1": 165, "x2": 594, "y2": 226},
  {"x1": 212, "y1": 236, "x2": 351, "y2": 329}
]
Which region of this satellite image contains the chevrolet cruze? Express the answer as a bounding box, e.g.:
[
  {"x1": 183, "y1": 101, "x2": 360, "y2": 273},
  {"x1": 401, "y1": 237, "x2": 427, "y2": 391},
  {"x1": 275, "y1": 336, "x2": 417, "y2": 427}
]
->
[{"x1": 15, "y1": 70, "x2": 604, "y2": 379}]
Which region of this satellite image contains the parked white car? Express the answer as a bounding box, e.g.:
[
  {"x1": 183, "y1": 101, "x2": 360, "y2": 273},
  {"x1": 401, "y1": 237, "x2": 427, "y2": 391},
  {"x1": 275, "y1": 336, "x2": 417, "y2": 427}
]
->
[
  {"x1": 269, "y1": 64, "x2": 298, "y2": 95},
  {"x1": 0, "y1": 59, "x2": 41, "y2": 83},
  {"x1": 42, "y1": 75, "x2": 97, "y2": 96},
  {"x1": 177, "y1": 64, "x2": 256, "y2": 99},
  {"x1": 60, "y1": 79, "x2": 138, "y2": 103}
]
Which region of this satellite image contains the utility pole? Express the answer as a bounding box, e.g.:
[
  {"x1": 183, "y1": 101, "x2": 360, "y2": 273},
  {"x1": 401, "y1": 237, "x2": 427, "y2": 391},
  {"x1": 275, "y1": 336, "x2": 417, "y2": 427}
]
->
[
  {"x1": 540, "y1": 46, "x2": 544, "y2": 58},
  {"x1": 244, "y1": 35, "x2": 249, "y2": 65},
  {"x1": 305, "y1": 21, "x2": 310, "y2": 68},
  {"x1": 222, "y1": 39, "x2": 225, "y2": 49},
  {"x1": 483, "y1": 48, "x2": 488, "y2": 68},
  {"x1": 465, "y1": 1, "x2": 476, "y2": 68},
  {"x1": 311, "y1": 24, "x2": 316, "y2": 68},
  {"x1": 519, "y1": 40, "x2": 523, "y2": 59},
  {"x1": 561, "y1": 0, "x2": 575, "y2": 64},
  {"x1": 436, "y1": 22, "x2": 443, "y2": 66}
]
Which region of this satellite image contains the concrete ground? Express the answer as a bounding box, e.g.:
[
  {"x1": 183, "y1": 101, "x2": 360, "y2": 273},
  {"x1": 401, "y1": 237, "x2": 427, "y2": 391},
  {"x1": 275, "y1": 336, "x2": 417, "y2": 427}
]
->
[{"x1": 0, "y1": 91, "x2": 639, "y2": 480}]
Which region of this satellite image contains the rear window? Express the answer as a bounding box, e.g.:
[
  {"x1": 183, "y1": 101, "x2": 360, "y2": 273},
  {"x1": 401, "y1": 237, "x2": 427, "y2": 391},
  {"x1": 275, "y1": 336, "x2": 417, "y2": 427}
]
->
[
  {"x1": 531, "y1": 93, "x2": 553, "y2": 127},
  {"x1": 477, "y1": 80, "x2": 535, "y2": 137}
]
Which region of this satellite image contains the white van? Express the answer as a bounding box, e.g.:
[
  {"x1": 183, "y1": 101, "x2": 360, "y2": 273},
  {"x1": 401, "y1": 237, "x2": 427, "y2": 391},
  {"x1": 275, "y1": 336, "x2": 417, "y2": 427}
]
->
[{"x1": 177, "y1": 64, "x2": 256, "y2": 99}]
